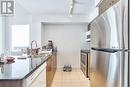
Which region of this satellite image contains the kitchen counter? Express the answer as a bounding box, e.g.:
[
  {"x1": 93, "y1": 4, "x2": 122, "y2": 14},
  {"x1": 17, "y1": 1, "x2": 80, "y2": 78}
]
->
[
  {"x1": 0, "y1": 54, "x2": 51, "y2": 80},
  {"x1": 81, "y1": 50, "x2": 90, "y2": 53}
]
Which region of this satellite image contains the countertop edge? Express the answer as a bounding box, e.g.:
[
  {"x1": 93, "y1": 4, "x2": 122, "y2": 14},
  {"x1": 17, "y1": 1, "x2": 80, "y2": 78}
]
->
[{"x1": 0, "y1": 56, "x2": 50, "y2": 81}]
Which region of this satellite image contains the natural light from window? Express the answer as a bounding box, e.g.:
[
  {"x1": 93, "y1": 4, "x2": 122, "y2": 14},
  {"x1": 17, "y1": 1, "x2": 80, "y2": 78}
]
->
[{"x1": 12, "y1": 25, "x2": 30, "y2": 51}]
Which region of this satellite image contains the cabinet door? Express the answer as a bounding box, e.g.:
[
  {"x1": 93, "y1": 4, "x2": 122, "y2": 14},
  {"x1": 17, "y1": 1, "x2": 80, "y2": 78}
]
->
[
  {"x1": 25, "y1": 63, "x2": 47, "y2": 87},
  {"x1": 46, "y1": 57, "x2": 52, "y2": 87},
  {"x1": 29, "y1": 77, "x2": 39, "y2": 87},
  {"x1": 38, "y1": 69, "x2": 46, "y2": 87},
  {"x1": 46, "y1": 52, "x2": 57, "y2": 87},
  {"x1": 29, "y1": 69, "x2": 46, "y2": 87},
  {"x1": 54, "y1": 52, "x2": 57, "y2": 72}
]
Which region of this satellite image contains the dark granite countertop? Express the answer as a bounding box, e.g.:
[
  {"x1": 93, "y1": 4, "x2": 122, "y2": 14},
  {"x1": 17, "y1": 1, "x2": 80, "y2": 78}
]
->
[
  {"x1": 81, "y1": 50, "x2": 90, "y2": 53},
  {"x1": 0, "y1": 54, "x2": 51, "y2": 80}
]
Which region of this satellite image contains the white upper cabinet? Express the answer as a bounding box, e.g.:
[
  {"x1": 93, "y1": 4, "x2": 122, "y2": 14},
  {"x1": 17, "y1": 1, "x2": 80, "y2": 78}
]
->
[{"x1": 95, "y1": 0, "x2": 103, "y2": 6}]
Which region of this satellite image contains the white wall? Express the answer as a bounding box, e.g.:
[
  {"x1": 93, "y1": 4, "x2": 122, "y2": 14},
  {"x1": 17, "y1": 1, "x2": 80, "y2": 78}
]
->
[
  {"x1": 81, "y1": 24, "x2": 91, "y2": 50},
  {"x1": 4, "y1": 0, "x2": 98, "y2": 51},
  {"x1": 5, "y1": 2, "x2": 44, "y2": 49},
  {"x1": 0, "y1": 17, "x2": 3, "y2": 54},
  {"x1": 42, "y1": 23, "x2": 87, "y2": 68},
  {"x1": 88, "y1": 7, "x2": 99, "y2": 22},
  {"x1": 5, "y1": 1, "x2": 32, "y2": 50},
  {"x1": 42, "y1": 15, "x2": 90, "y2": 23},
  {"x1": 30, "y1": 15, "x2": 43, "y2": 47},
  {"x1": 0, "y1": 16, "x2": 6, "y2": 55}
]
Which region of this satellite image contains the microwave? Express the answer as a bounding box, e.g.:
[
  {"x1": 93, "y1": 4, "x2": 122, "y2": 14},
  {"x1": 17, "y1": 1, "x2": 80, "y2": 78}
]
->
[{"x1": 85, "y1": 30, "x2": 91, "y2": 42}]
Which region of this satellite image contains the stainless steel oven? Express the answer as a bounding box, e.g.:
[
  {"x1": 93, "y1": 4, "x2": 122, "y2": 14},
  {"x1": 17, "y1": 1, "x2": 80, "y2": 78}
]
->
[{"x1": 80, "y1": 50, "x2": 90, "y2": 78}]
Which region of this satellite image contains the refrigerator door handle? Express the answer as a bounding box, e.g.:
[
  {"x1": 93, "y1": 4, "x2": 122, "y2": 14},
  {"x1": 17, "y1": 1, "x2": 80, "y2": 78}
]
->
[{"x1": 91, "y1": 47, "x2": 129, "y2": 53}]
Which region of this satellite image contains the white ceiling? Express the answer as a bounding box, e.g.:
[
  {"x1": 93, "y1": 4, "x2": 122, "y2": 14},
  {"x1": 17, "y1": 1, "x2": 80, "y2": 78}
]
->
[{"x1": 16, "y1": 0, "x2": 95, "y2": 16}]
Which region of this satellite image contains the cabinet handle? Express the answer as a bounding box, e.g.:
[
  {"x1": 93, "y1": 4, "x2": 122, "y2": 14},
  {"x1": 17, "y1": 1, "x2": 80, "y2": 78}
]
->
[{"x1": 31, "y1": 77, "x2": 34, "y2": 81}]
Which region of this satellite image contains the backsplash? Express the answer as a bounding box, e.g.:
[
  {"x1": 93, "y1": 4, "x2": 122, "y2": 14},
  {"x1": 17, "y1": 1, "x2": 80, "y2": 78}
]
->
[{"x1": 81, "y1": 41, "x2": 91, "y2": 51}]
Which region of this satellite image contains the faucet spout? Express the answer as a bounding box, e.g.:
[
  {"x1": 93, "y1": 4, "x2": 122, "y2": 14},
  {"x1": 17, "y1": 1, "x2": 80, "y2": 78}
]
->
[
  {"x1": 31, "y1": 40, "x2": 37, "y2": 49},
  {"x1": 31, "y1": 40, "x2": 38, "y2": 55}
]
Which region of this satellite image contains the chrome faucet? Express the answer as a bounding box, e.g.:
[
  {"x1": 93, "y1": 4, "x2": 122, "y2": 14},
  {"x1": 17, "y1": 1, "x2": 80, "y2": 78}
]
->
[
  {"x1": 31, "y1": 40, "x2": 37, "y2": 49},
  {"x1": 31, "y1": 40, "x2": 38, "y2": 55}
]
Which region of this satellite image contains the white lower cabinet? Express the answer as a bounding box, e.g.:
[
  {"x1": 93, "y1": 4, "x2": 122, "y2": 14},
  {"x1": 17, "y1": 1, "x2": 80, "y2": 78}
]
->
[
  {"x1": 38, "y1": 68, "x2": 46, "y2": 87},
  {"x1": 24, "y1": 62, "x2": 46, "y2": 87},
  {"x1": 29, "y1": 78, "x2": 39, "y2": 87}
]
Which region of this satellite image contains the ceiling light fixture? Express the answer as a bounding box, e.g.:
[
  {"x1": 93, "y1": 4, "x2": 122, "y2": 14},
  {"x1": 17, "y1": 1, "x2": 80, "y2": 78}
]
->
[
  {"x1": 69, "y1": 0, "x2": 85, "y2": 17},
  {"x1": 69, "y1": 0, "x2": 74, "y2": 17}
]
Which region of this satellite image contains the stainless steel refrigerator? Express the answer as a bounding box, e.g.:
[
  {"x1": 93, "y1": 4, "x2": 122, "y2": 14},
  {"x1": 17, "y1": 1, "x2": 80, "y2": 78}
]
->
[{"x1": 90, "y1": 0, "x2": 129, "y2": 87}]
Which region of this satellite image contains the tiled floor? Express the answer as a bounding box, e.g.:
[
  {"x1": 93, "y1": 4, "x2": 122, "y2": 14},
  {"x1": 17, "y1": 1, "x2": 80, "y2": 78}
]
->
[{"x1": 51, "y1": 69, "x2": 90, "y2": 87}]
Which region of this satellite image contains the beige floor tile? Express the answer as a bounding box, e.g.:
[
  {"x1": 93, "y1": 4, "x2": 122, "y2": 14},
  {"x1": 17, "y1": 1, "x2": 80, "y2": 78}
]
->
[
  {"x1": 54, "y1": 76, "x2": 62, "y2": 80},
  {"x1": 51, "y1": 69, "x2": 90, "y2": 87},
  {"x1": 72, "y1": 85, "x2": 85, "y2": 87},
  {"x1": 72, "y1": 82, "x2": 83, "y2": 86},
  {"x1": 54, "y1": 72, "x2": 61, "y2": 75},
  {"x1": 51, "y1": 83, "x2": 61, "y2": 87},
  {"x1": 79, "y1": 78, "x2": 89, "y2": 81},
  {"x1": 62, "y1": 79, "x2": 72, "y2": 82},
  {"x1": 62, "y1": 82, "x2": 72, "y2": 85},
  {"x1": 62, "y1": 85, "x2": 73, "y2": 87},
  {"x1": 71, "y1": 80, "x2": 80, "y2": 83},
  {"x1": 62, "y1": 76, "x2": 71, "y2": 79},
  {"x1": 52, "y1": 80, "x2": 62, "y2": 83}
]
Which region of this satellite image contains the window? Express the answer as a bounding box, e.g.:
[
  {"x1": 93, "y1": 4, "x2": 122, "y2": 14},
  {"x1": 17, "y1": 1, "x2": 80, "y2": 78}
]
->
[{"x1": 11, "y1": 25, "x2": 30, "y2": 51}]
